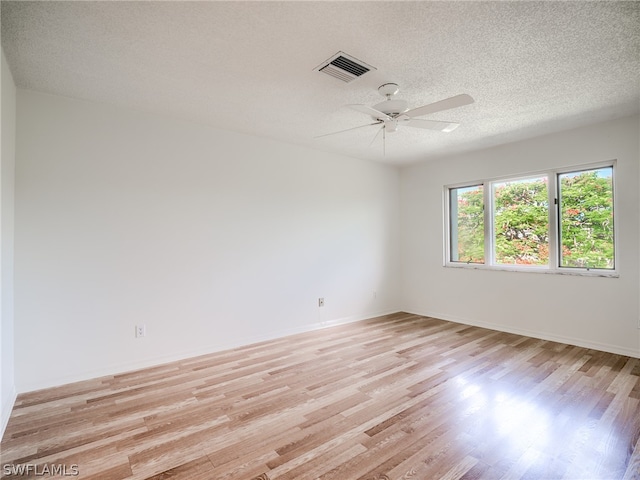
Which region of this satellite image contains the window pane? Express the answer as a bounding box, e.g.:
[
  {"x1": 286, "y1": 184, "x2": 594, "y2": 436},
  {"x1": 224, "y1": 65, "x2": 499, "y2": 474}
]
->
[
  {"x1": 558, "y1": 167, "x2": 614, "y2": 269},
  {"x1": 493, "y1": 177, "x2": 549, "y2": 266},
  {"x1": 449, "y1": 185, "x2": 484, "y2": 263}
]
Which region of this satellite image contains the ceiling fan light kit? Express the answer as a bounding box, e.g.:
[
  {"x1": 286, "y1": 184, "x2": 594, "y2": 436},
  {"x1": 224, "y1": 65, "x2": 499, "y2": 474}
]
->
[{"x1": 319, "y1": 83, "x2": 474, "y2": 155}]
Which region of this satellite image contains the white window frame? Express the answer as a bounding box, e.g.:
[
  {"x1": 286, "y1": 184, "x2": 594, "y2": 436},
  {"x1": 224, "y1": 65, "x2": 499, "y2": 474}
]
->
[{"x1": 443, "y1": 160, "x2": 618, "y2": 277}]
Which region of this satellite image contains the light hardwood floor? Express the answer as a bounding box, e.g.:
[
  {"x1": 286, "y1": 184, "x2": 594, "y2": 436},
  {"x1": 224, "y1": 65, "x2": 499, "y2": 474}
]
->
[{"x1": 1, "y1": 312, "x2": 639, "y2": 479}]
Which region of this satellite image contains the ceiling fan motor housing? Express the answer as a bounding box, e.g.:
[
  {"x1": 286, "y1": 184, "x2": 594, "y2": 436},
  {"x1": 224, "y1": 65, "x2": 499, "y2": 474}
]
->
[
  {"x1": 373, "y1": 99, "x2": 408, "y2": 116},
  {"x1": 374, "y1": 83, "x2": 408, "y2": 117}
]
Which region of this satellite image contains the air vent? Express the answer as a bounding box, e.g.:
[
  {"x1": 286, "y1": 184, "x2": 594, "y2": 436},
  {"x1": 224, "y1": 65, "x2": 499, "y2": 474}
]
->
[{"x1": 316, "y1": 51, "x2": 376, "y2": 83}]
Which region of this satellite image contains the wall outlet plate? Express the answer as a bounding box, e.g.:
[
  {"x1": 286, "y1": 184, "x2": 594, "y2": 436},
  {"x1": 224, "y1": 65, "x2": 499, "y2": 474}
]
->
[
  {"x1": 318, "y1": 298, "x2": 325, "y2": 307},
  {"x1": 135, "y1": 324, "x2": 146, "y2": 338}
]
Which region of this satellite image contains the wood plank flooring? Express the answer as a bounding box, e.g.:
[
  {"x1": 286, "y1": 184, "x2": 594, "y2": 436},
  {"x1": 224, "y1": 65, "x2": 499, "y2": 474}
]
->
[{"x1": 1, "y1": 312, "x2": 639, "y2": 479}]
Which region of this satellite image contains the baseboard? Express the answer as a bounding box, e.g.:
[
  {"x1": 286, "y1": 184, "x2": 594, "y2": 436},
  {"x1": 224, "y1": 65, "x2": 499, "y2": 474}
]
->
[
  {"x1": 1, "y1": 386, "x2": 17, "y2": 441},
  {"x1": 316, "y1": 308, "x2": 401, "y2": 330},
  {"x1": 16, "y1": 307, "x2": 402, "y2": 394},
  {"x1": 403, "y1": 307, "x2": 640, "y2": 359}
]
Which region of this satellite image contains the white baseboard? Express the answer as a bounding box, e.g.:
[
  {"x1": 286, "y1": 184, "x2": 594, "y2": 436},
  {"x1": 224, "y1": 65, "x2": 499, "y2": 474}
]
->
[
  {"x1": 16, "y1": 307, "x2": 402, "y2": 394},
  {"x1": 403, "y1": 306, "x2": 640, "y2": 358},
  {"x1": 316, "y1": 308, "x2": 401, "y2": 330},
  {"x1": 1, "y1": 386, "x2": 17, "y2": 441}
]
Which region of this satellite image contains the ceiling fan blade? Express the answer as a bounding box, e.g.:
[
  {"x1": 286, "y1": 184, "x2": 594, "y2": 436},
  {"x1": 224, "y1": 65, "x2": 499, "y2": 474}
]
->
[
  {"x1": 404, "y1": 118, "x2": 460, "y2": 132},
  {"x1": 347, "y1": 104, "x2": 391, "y2": 121},
  {"x1": 315, "y1": 121, "x2": 382, "y2": 138},
  {"x1": 404, "y1": 94, "x2": 474, "y2": 118}
]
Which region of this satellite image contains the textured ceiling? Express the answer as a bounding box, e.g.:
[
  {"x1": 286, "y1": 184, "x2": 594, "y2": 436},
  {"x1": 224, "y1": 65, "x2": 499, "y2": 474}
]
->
[{"x1": 2, "y1": 1, "x2": 639, "y2": 165}]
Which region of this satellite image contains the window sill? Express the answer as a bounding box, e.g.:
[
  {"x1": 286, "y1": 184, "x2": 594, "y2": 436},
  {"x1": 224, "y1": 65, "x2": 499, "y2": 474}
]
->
[{"x1": 444, "y1": 262, "x2": 619, "y2": 278}]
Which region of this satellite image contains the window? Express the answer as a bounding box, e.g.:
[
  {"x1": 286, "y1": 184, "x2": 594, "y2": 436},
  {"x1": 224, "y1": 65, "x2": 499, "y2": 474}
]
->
[
  {"x1": 558, "y1": 166, "x2": 614, "y2": 269},
  {"x1": 445, "y1": 162, "x2": 616, "y2": 274},
  {"x1": 493, "y1": 176, "x2": 549, "y2": 267},
  {"x1": 449, "y1": 185, "x2": 484, "y2": 264}
]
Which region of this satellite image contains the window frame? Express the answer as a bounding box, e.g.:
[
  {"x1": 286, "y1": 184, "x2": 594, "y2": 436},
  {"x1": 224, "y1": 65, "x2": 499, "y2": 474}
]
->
[
  {"x1": 443, "y1": 160, "x2": 618, "y2": 277},
  {"x1": 448, "y1": 184, "x2": 485, "y2": 264}
]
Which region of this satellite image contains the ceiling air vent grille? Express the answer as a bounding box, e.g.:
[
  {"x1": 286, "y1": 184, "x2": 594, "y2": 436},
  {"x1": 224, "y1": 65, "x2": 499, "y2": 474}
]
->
[{"x1": 316, "y1": 52, "x2": 375, "y2": 83}]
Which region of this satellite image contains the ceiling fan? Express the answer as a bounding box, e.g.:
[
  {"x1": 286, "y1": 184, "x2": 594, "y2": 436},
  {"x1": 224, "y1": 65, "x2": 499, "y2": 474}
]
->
[{"x1": 318, "y1": 83, "x2": 474, "y2": 155}]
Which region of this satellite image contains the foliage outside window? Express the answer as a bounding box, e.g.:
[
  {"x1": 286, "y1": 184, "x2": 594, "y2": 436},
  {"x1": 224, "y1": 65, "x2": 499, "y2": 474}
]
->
[
  {"x1": 449, "y1": 185, "x2": 484, "y2": 263},
  {"x1": 493, "y1": 177, "x2": 548, "y2": 266},
  {"x1": 446, "y1": 163, "x2": 615, "y2": 274},
  {"x1": 558, "y1": 167, "x2": 614, "y2": 269}
]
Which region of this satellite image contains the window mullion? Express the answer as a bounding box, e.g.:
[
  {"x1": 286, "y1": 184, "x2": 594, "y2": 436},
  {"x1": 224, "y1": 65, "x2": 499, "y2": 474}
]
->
[
  {"x1": 548, "y1": 174, "x2": 558, "y2": 270},
  {"x1": 484, "y1": 181, "x2": 492, "y2": 265}
]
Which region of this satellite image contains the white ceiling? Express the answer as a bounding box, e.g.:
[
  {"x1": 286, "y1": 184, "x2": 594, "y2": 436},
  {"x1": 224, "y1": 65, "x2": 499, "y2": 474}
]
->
[{"x1": 2, "y1": 1, "x2": 639, "y2": 165}]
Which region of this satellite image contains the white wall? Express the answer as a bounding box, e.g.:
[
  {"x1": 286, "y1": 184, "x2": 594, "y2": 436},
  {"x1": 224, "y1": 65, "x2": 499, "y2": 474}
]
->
[
  {"x1": 14, "y1": 90, "x2": 400, "y2": 392},
  {"x1": 11, "y1": 87, "x2": 639, "y2": 397},
  {"x1": 1, "y1": 49, "x2": 17, "y2": 435},
  {"x1": 400, "y1": 115, "x2": 640, "y2": 357}
]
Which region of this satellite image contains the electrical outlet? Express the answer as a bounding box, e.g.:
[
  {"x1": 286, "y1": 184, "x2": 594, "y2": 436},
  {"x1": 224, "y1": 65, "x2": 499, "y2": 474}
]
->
[
  {"x1": 318, "y1": 298, "x2": 325, "y2": 307},
  {"x1": 135, "y1": 324, "x2": 146, "y2": 338}
]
